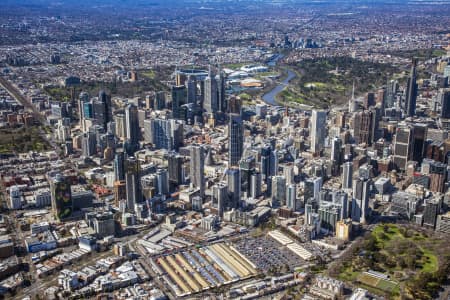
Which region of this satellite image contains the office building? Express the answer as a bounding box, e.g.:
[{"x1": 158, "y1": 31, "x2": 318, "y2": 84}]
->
[
  {"x1": 423, "y1": 200, "x2": 439, "y2": 229},
  {"x1": 353, "y1": 110, "x2": 374, "y2": 145},
  {"x1": 212, "y1": 183, "x2": 228, "y2": 217},
  {"x1": 168, "y1": 153, "x2": 184, "y2": 187},
  {"x1": 125, "y1": 104, "x2": 140, "y2": 146},
  {"x1": 318, "y1": 204, "x2": 340, "y2": 233},
  {"x1": 155, "y1": 91, "x2": 166, "y2": 110},
  {"x1": 114, "y1": 114, "x2": 126, "y2": 139},
  {"x1": 81, "y1": 131, "x2": 97, "y2": 157},
  {"x1": 125, "y1": 157, "x2": 141, "y2": 212},
  {"x1": 216, "y1": 70, "x2": 226, "y2": 112},
  {"x1": 286, "y1": 184, "x2": 296, "y2": 211},
  {"x1": 405, "y1": 58, "x2": 418, "y2": 117},
  {"x1": 310, "y1": 110, "x2": 327, "y2": 155},
  {"x1": 331, "y1": 137, "x2": 342, "y2": 175},
  {"x1": 271, "y1": 175, "x2": 286, "y2": 207},
  {"x1": 335, "y1": 219, "x2": 352, "y2": 241},
  {"x1": 352, "y1": 177, "x2": 370, "y2": 224},
  {"x1": 144, "y1": 118, "x2": 183, "y2": 151},
  {"x1": 239, "y1": 156, "x2": 255, "y2": 196},
  {"x1": 393, "y1": 126, "x2": 413, "y2": 171},
  {"x1": 190, "y1": 145, "x2": 205, "y2": 197},
  {"x1": 438, "y1": 88, "x2": 450, "y2": 118},
  {"x1": 228, "y1": 114, "x2": 244, "y2": 166},
  {"x1": 304, "y1": 177, "x2": 323, "y2": 205},
  {"x1": 250, "y1": 172, "x2": 262, "y2": 198},
  {"x1": 228, "y1": 96, "x2": 242, "y2": 115},
  {"x1": 186, "y1": 75, "x2": 197, "y2": 105},
  {"x1": 385, "y1": 79, "x2": 398, "y2": 109},
  {"x1": 171, "y1": 85, "x2": 187, "y2": 119},
  {"x1": 436, "y1": 212, "x2": 450, "y2": 234},
  {"x1": 227, "y1": 168, "x2": 240, "y2": 209},
  {"x1": 114, "y1": 151, "x2": 125, "y2": 181},
  {"x1": 204, "y1": 67, "x2": 218, "y2": 114},
  {"x1": 9, "y1": 186, "x2": 22, "y2": 210}
]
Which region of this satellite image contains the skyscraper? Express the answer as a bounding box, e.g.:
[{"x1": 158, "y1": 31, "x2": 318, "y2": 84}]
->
[
  {"x1": 190, "y1": 145, "x2": 205, "y2": 197},
  {"x1": 423, "y1": 200, "x2": 440, "y2": 229},
  {"x1": 78, "y1": 91, "x2": 89, "y2": 124},
  {"x1": 269, "y1": 149, "x2": 279, "y2": 177},
  {"x1": 286, "y1": 184, "x2": 296, "y2": 210},
  {"x1": 216, "y1": 70, "x2": 226, "y2": 112},
  {"x1": 332, "y1": 190, "x2": 349, "y2": 219},
  {"x1": 352, "y1": 177, "x2": 370, "y2": 224},
  {"x1": 226, "y1": 168, "x2": 240, "y2": 209},
  {"x1": 412, "y1": 124, "x2": 427, "y2": 164},
  {"x1": 271, "y1": 175, "x2": 286, "y2": 208},
  {"x1": 438, "y1": 88, "x2": 450, "y2": 118},
  {"x1": 405, "y1": 58, "x2": 418, "y2": 117},
  {"x1": 283, "y1": 164, "x2": 295, "y2": 185},
  {"x1": 114, "y1": 151, "x2": 125, "y2": 181},
  {"x1": 212, "y1": 182, "x2": 228, "y2": 217},
  {"x1": 228, "y1": 95, "x2": 242, "y2": 115},
  {"x1": 51, "y1": 174, "x2": 73, "y2": 221},
  {"x1": 125, "y1": 157, "x2": 141, "y2": 212},
  {"x1": 156, "y1": 169, "x2": 169, "y2": 196},
  {"x1": 171, "y1": 85, "x2": 187, "y2": 119},
  {"x1": 260, "y1": 145, "x2": 271, "y2": 181},
  {"x1": 331, "y1": 137, "x2": 342, "y2": 175},
  {"x1": 353, "y1": 110, "x2": 374, "y2": 145},
  {"x1": 204, "y1": 67, "x2": 218, "y2": 114},
  {"x1": 168, "y1": 153, "x2": 184, "y2": 187},
  {"x1": 145, "y1": 118, "x2": 183, "y2": 151},
  {"x1": 310, "y1": 110, "x2": 327, "y2": 155},
  {"x1": 155, "y1": 91, "x2": 166, "y2": 110},
  {"x1": 342, "y1": 161, "x2": 353, "y2": 189},
  {"x1": 229, "y1": 114, "x2": 244, "y2": 167},
  {"x1": 239, "y1": 156, "x2": 255, "y2": 197},
  {"x1": 385, "y1": 79, "x2": 398, "y2": 109},
  {"x1": 82, "y1": 131, "x2": 97, "y2": 157},
  {"x1": 393, "y1": 126, "x2": 414, "y2": 171},
  {"x1": 125, "y1": 104, "x2": 140, "y2": 146},
  {"x1": 304, "y1": 177, "x2": 322, "y2": 205},
  {"x1": 186, "y1": 75, "x2": 197, "y2": 105},
  {"x1": 250, "y1": 172, "x2": 262, "y2": 198},
  {"x1": 97, "y1": 90, "x2": 112, "y2": 131},
  {"x1": 114, "y1": 113, "x2": 126, "y2": 140}
]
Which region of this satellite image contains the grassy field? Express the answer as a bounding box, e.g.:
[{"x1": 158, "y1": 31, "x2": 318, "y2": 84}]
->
[
  {"x1": 385, "y1": 48, "x2": 447, "y2": 60},
  {"x1": 223, "y1": 62, "x2": 252, "y2": 69},
  {"x1": 140, "y1": 70, "x2": 156, "y2": 79},
  {"x1": 0, "y1": 127, "x2": 50, "y2": 154},
  {"x1": 371, "y1": 224, "x2": 439, "y2": 274},
  {"x1": 335, "y1": 224, "x2": 447, "y2": 299},
  {"x1": 283, "y1": 57, "x2": 401, "y2": 108},
  {"x1": 357, "y1": 272, "x2": 398, "y2": 293},
  {"x1": 42, "y1": 67, "x2": 170, "y2": 102}
]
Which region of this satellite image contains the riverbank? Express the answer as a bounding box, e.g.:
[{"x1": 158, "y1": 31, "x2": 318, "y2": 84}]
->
[{"x1": 262, "y1": 69, "x2": 296, "y2": 106}]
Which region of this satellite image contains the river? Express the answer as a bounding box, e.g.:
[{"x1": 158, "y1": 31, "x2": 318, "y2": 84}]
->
[{"x1": 262, "y1": 69, "x2": 296, "y2": 106}]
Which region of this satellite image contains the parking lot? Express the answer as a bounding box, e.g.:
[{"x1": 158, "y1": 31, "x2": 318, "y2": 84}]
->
[{"x1": 233, "y1": 236, "x2": 306, "y2": 272}]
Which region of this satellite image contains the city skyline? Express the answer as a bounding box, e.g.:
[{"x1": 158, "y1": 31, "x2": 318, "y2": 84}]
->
[{"x1": 0, "y1": 0, "x2": 449, "y2": 299}]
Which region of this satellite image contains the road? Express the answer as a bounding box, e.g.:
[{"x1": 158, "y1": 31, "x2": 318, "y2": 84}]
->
[
  {"x1": 0, "y1": 76, "x2": 62, "y2": 154},
  {"x1": 0, "y1": 76, "x2": 47, "y2": 125}
]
